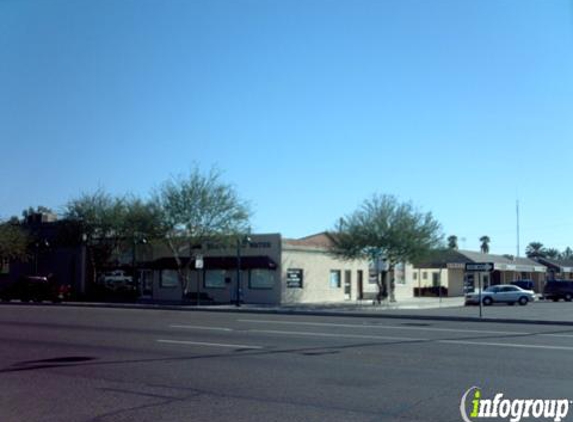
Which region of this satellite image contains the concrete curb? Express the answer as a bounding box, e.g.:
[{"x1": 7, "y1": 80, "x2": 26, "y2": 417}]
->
[{"x1": 7, "y1": 301, "x2": 573, "y2": 327}]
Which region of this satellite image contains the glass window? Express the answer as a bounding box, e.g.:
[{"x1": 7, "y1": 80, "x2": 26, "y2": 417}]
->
[
  {"x1": 0, "y1": 258, "x2": 9, "y2": 274},
  {"x1": 160, "y1": 270, "x2": 179, "y2": 288},
  {"x1": 330, "y1": 270, "x2": 341, "y2": 288},
  {"x1": 249, "y1": 270, "x2": 275, "y2": 290},
  {"x1": 413, "y1": 272, "x2": 418, "y2": 280},
  {"x1": 394, "y1": 263, "x2": 406, "y2": 285},
  {"x1": 205, "y1": 270, "x2": 226, "y2": 289},
  {"x1": 422, "y1": 272, "x2": 428, "y2": 280}
]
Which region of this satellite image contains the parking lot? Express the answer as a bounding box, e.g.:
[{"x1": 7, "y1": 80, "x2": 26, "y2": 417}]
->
[{"x1": 376, "y1": 298, "x2": 573, "y2": 324}]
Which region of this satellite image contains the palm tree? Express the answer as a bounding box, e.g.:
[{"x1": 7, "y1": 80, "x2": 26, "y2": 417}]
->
[
  {"x1": 545, "y1": 248, "x2": 561, "y2": 260},
  {"x1": 562, "y1": 247, "x2": 573, "y2": 260},
  {"x1": 447, "y1": 235, "x2": 458, "y2": 250},
  {"x1": 479, "y1": 236, "x2": 490, "y2": 254},
  {"x1": 525, "y1": 242, "x2": 545, "y2": 258}
]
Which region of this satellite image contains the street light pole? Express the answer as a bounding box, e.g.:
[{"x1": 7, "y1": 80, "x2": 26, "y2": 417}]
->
[
  {"x1": 236, "y1": 235, "x2": 251, "y2": 307},
  {"x1": 236, "y1": 238, "x2": 242, "y2": 307},
  {"x1": 132, "y1": 234, "x2": 147, "y2": 297}
]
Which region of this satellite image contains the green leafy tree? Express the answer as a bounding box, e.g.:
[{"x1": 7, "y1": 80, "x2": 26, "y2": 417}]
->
[
  {"x1": 447, "y1": 235, "x2": 458, "y2": 250},
  {"x1": 63, "y1": 189, "x2": 130, "y2": 282},
  {"x1": 525, "y1": 242, "x2": 546, "y2": 259},
  {"x1": 479, "y1": 236, "x2": 490, "y2": 254},
  {"x1": 120, "y1": 197, "x2": 165, "y2": 276},
  {"x1": 154, "y1": 167, "x2": 252, "y2": 294},
  {"x1": 330, "y1": 194, "x2": 443, "y2": 302},
  {"x1": 122, "y1": 197, "x2": 163, "y2": 240},
  {"x1": 63, "y1": 190, "x2": 164, "y2": 294},
  {"x1": 0, "y1": 219, "x2": 29, "y2": 262}
]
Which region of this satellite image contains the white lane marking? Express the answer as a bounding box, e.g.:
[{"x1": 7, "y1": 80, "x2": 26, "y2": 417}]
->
[
  {"x1": 249, "y1": 329, "x2": 422, "y2": 342},
  {"x1": 439, "y1": 340, "x2": 573, "y2": 351},
  {"x1": 540, "y1": 333, "x2": 573, "y2": 339},
  {"x1": 170, "y1": 325, "x2": 233, "y2": 332},
  {"x1": 238, "y1": 319, "x2": 528, "y2": 336},
  {"x1": 156, "y1": 339, "x2": 262, "y2": 349}
]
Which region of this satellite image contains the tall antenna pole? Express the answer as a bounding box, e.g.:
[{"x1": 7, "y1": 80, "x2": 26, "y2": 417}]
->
[{"x1": 516, "y1": 199, "x2": 521, "y2": 257}]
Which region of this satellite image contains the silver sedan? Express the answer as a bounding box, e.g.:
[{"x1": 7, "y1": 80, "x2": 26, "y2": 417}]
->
[{"x1": 465, "y1": 284, "x2": 536, "y2": 306}]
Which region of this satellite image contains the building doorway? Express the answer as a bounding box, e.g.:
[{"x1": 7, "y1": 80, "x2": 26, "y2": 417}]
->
[
  {"x1": 344, "y1": 270, "x2": 352, "y2": 300},
  {"x1": 139, "y1": 269, "x2": 153, "y2": 299}
]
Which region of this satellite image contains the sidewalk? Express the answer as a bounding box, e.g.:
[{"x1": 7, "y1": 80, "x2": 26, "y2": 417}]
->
[
  {"x1": 29, "y1": 296, "x2": 573, "y2": 326},
  {"x1": 281, "y1": 297, "x2": 465, "y2": 311}
]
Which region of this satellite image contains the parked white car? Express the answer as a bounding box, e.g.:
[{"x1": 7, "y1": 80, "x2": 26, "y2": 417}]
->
[
  {"x1": 465, "y1": 284, "x2": 535, "y2": 306},
  {"x1": 98, "y1": 270, "x2": 134, "y2": 292}
]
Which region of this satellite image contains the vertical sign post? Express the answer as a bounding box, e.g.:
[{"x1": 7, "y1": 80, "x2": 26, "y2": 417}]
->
[
  {"x1": 464, "y1": 263, "x2": 494, "y2": 319},
  {"x1": 478, "y1": 272, "x2": 482, "y2": 318},
  {"x1": 195, "y1": 254, "x2": 204, "y2": 306}
]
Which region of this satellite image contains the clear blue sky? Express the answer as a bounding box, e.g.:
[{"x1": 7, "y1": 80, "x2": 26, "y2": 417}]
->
[{"x1": 1, "y1": 0, "x2": 572, "y2": 255}]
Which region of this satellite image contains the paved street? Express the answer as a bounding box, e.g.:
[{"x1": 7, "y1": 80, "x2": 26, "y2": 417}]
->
[
  {"x1": 1, "y1": 305, "x2": 573, "y2": 422},
  {"x1": 351, "y1": 298, "x2": 573, "y2": 323}
]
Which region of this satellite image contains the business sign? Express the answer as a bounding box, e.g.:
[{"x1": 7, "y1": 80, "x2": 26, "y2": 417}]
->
[
  {"x1": 465, "y1": 262, "x2": 494, "y2": 272},
  {"x1": 195, "y1": 255, "x2": 204, "y2": 269},
  {"x1": 286, "y1": 269, "x2": 303, "y2": 288}
]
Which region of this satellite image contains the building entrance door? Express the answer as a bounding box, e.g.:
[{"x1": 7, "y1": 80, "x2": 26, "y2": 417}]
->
[
  {"x1": 139, "y1": 269, "x2": 153, "y2": 299},
  {"x1": 344, "y1": 270, "x2": 352, "y2": 300}
]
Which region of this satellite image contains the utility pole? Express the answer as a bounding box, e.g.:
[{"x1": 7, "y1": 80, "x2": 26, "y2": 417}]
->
[{"x1": 516, "y1": 199, "x2": 521, "y2": 257}]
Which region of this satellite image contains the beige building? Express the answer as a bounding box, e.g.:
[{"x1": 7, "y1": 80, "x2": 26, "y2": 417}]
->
[
  {"x1": 412, "y1": 249, "x2": 547, "y2": 296},
  {"x1": 141, "y1": 232, "x2": 416, "y2": 305}
]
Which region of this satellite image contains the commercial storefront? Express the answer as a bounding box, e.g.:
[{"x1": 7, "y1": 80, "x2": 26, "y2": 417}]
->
[
  {"x1": 412, "y1": 250, "x2": 547, "y2": 296},
  {"x1": 143, "y1": 232, "x2": 416, "y2": 305}
]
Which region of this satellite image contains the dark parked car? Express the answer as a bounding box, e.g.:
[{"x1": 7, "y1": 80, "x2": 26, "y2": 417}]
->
[
  {"x1": 543, "y1": 280, "x2": 573, "y2": 302},
  {"x1": 511, "y1": 280, "x2": 534, "y2": 291},
  {"x1": 0, "y1": 275, "x2": 69, "y2": 303}
]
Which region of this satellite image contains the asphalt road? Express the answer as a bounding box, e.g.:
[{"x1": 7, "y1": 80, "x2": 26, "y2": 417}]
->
[{"x1": 1, "y1": 305, "x2": 573, "y2": 422}]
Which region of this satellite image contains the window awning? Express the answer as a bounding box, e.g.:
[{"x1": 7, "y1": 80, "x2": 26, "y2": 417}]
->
[{"x1": 146, "y1": 256, "x2": 278, "y2": 270}]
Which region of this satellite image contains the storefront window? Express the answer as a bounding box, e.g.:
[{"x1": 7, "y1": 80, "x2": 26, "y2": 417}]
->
[
  {"x1": 394, "y1": 263, "x2": 406, "y2": 285},
  {"x1": 330, "y1": 270, "x2": 341, "y2": 288},
  {"x1": 160, "y1": 270, "x2": 179, "y2": 288},
  {"x1": 249, "y1": 270, "x2": 275, "y2": 289},
  {"x1": 205, "y1": 270, "x2": 226, "y2": 289},
  {"x1": 0, "y1": 258, "x2": 9, "y2": 274}
]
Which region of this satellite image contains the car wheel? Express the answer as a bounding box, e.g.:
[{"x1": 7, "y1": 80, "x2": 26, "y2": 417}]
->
[
  {"x1": 483, "y1": 297, "x2": 493, "y2": 306},
  {"x1": 565, "y1": 294, "x2": 573, "y2": 302},
  {"x1": 518, "y1": 296, "x2": 529, "y2": 306}
]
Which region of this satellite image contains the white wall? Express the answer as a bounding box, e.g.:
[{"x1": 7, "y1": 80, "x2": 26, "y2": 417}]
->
[
  {"x1": 281, "y1": 248, "x2": 369, "y2": 304},
  {"x1": 280, "y1": 247, "x2": 415, "y2": 304}
]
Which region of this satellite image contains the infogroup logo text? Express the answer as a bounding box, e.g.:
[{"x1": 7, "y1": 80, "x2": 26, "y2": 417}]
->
[{"x1": 460, "y1": 387, "x2": 570, "y2": 422}]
